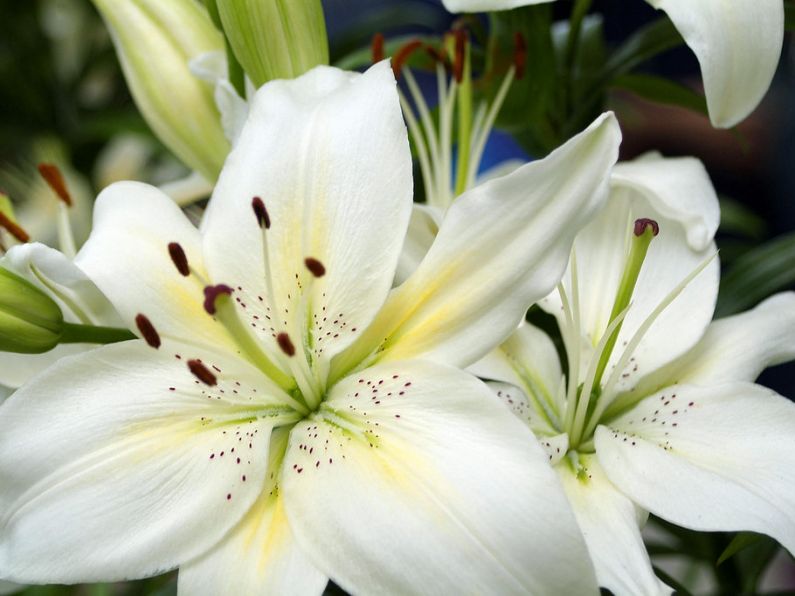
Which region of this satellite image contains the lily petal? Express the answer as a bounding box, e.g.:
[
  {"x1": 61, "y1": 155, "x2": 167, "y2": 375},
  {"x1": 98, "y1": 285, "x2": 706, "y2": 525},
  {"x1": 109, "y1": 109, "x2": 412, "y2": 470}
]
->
[
  {"x1": 595, "y1": 382, "x2": 795, "y2": 554},
  {"x1": 442, "y1": 0, "x2": 557, "y2": 13},
  {"x1": 282, "y1": 361, "x2": 597, "y2": 594},
  {"x1": 341, "y1": 112, "x2": 620, "y2": 373},
  {"x1": 643, "y1": 292, "x2": 795, "y2": 389},
  {"x1": 394, "y1": 204, "x2": 441, "y2": 286},
  {"x1": 178, "y1": 429, "x2": 327, "y2": 596},
  {"x1": 202, "y1": 62, "x2": 412, "y2": 364},
  {"x1": 557, "y1": 454, "x2": 671, "y2": 596},
  {"x1": 646, "y1": 0, "x2": 784, "y2": 128},
  {"x1": 0, "y1": 342, "x2": 295, "y2": 583},
  {"x1": 540, "y1": 156, "x2": 719, "y2": 391},
  {"x1": 76, "y1": 182, "x2": 233, "y2": 351}
]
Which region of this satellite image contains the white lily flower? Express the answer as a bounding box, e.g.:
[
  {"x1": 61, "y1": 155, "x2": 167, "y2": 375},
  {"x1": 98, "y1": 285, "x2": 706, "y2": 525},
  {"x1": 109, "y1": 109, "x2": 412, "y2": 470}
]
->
[
  {"x1": 443, "y1": 0, "x2": 784, "y2": 129},
  {"x1": 0, "y1": 62, "x2": 621, "y2": 594},
  {"x1": 472, "y1": 152, "x2": 795, "y2": 594}
]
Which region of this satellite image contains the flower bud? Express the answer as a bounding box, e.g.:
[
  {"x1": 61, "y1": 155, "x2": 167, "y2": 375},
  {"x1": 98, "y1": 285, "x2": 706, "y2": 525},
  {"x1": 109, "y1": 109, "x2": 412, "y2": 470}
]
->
[
  {"x1": 0, "y1": 267, "x2": 64, "y2": 354},
  {"x1": 91, "y1": 0, "x2": 230, "y2": 181},
  {"x1": 217, "y1": 0, "x2": 329, "y2": 87}
]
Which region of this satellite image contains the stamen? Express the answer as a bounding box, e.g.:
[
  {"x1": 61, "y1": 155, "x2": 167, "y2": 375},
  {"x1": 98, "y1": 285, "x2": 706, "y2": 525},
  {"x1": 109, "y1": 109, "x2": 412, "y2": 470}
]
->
[
  {"x1": 36, "y1": 163, "x2": 72, "y2": 206},
  {"x1": 304, "y1": 257, "x2": 326, "y2": 278},
  {"x1": 452, "y1": 30, "x2": 467, "y2": 83},
  {"x1": 392, "y1": 40, "x2": 423, "y2": 78},
  {"x1": 135, "y1": 314, "x2": 161, "y2": 349},
  {"x1": 371, "y1": 33, "x2": 385, "y2": 64},
  {"x1": 0, "y1": 212, "x2": 30, "y2": 243},
  {"x1": 204, "y1": 284, "x2": 234, "y2": 315},
  {"x1": 188, "y1": 359, "x2": 217, "y2": 386},
  {"x1": 252, "y1": 197, "x2": 271, "y2": 229},
  {"x1": 277, "y1": 332, "x2": 296, "y2": 357},
  {"x1": 425, "y1": 45, "x2": 448, "y2": 69},
  {"x1": 168, "y1": 242, "x2": 190, "y2": 277},
  {"x1": 513, "y1": 32, "x2": 527, "y2": 80}
]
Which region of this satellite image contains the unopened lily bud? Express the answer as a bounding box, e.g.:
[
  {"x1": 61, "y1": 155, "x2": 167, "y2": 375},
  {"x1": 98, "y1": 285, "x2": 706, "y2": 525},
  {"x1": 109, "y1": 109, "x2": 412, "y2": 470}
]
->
[
  {"x1": 91, "y1": 0, "x2": 230, "y2": 181},
  {"x1": 0, "y1": 267, "x2": 63, "y2": 354},
  {"x1": 217, "y1": 0, "x2": 329, "y2": 87}
]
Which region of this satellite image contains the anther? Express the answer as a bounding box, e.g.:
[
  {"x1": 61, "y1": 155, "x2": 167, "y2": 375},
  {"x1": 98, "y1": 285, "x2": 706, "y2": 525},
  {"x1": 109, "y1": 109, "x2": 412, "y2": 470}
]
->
[
  {"x1": 392, "y1": 40, "x2": 424, "y2": 78},
  {"x1": 0, "y1": 212, "x2": 30, "y2": 243},
  {"x1": 37, "y1": 163, "x2": 72, "y2": 206},
  {"x1": 425, "y1": 44, "x2": 448, "y2": 68},
  {"x1": 634, "y1": 218, "x2": 660, "y2": 237},
  {"x1": 304, "y1": 257, "x2": 326, "y2": 278},
  {"x1": 203, "y1": 284, "x2": 234, "y2": 315},
  {"x1": 252, "y1": 197, "x2": 271, "y2": 229},
  {"x1": 168, "y1": 242, "x2": 190, "y2": 276},
  {"x1": 452, "y1": 30, "x2": 467, "y2": 83},
  {"x1": 371, "y1": 33, "x2": 385, "y2": 64},
  {"x1": 135, "y1": 314, "x2": 161, "y2": 349},
  {"x1": 277, "y1": 332, "x2": 296, "y2": 357},
  {"x1": 188, "y1": 359, "x2": 217, "y2": 386},
  {"x1": 513, "y1": 32, "x2": 527, "y2": 80}
]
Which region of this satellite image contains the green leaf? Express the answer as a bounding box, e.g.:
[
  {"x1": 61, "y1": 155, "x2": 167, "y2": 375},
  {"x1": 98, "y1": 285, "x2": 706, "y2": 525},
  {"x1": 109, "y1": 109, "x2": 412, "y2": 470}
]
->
[
  {"x1": 717, "y1": 532, "x2": 764, "y2": 565},
  {"x1": 599, "y1": 17, "x2": 683, "y2": 85},
  {"x1": 489, "y1": 5, "x2": 556, "y2": 130},
  {"x1": 610, "y1": 73, "x2": 707, "y2": 116},
  {"x1": 786, "y1": 3, "x2": 795, "y2": 32},
  {"x1": 719, "y1": 197, "x2": 767, "y2": 240},
  {"x1": 716, "y1": 232, "x2": 795, "y2": 317}
]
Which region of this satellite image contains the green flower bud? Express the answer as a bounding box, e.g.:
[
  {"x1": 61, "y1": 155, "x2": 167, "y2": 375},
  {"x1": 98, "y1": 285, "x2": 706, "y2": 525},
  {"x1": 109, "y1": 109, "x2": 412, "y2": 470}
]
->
[
  {"x1": 0, "y1": 267, "x2": 64, "y2": 354},
  {"x1": 91, "y1": 0, "x2": 230, "y2": 181},
  {"x1": 217, "y1": 0, "x2": 329, "y2": 87}
]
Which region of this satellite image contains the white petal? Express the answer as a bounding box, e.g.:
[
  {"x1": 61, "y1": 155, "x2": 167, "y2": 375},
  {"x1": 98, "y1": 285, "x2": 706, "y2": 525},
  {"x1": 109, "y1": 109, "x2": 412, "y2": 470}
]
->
[
  {"x1": 595, "y1": 382, "x2": 795, "y2": 554},
  {"x1": 282, "y1": 361, "x2": 597, "y2": 594},
  {"x1": 612, "y1": 153, "x2": 719, "y2": 252},
  {"x1": 0, "y1": 342, "x2": 295, "y2": 583},
  {"x1": 486, "y1": 381, "x2": 562, "y2": 442},
  {"x1": 178, "y1": 429, "x2": 327, "y2": 596},
  {"x1": 201, "y1": 62, "x2": 413, "y2": 364},
  {"x1": 394, "y1": 204, "x2": 441, "y2": 286},
  {"x1": 215, "y1": 79, "x2": 249, "y2": 145},
  {"x1": 540, "y1": 157, "x2": 719, "y2": 392},
  {"x1": 647, "y1": 0, "x2": 784, "y2": 128},
  {"x1": 76, "y1": 182, "x2": 234, "y2": 351},
  {"x1": 557, "y1": 455, "x2": 670, "y2": 596},
  {"x1": 0, "y1": 581, "x2": 23, "y2": 595},
  {"x1": 442, "y1": 0, "x2": 557, "y2": 13},
  {"x1": 346, "y1": 112, "x2": 620, "y2": 371},
  {"x1": 647, "y1": 292, "x2": 795, "y2": 388}
]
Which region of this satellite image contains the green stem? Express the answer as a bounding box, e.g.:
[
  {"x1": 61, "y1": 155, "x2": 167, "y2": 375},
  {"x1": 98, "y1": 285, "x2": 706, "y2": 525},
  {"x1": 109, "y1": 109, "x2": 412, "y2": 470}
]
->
[
  {"x1": 60, "y1": 323, "x2": 136, "y2": 345},
  {"x1": 454, "y1": 41, "x2": 473, "y2": 197}
]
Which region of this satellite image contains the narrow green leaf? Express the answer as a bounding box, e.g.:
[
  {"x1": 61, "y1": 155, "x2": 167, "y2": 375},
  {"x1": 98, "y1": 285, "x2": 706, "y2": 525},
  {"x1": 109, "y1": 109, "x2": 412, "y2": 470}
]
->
[
  {"x1": 718, "y1": 532, "x2": 764, "y2": 565},
  {"x1": 716, "y1": 232, "x2": 795, "y2": 317},
  {"x1": 600, "y1": 17, "x2": 683, "y2": 84},
  {"x1": 719, "y1": 197, "x2": 767, "y2": 240},
  {"x1": 611, "y1": 73, "x2": 707, "y2": 116}
]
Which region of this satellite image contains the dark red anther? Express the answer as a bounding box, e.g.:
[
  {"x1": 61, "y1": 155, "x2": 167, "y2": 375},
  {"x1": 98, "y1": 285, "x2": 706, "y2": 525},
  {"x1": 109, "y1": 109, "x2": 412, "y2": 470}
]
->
[
  {"x1": 392, "y1": 40, "x2": 424, "y2": 78},
  {"x1": 634, "y1": 218, "x2": 660, "y2": 237},
  {"x1": 203, "y1": 284, "x2": 234, "y2": 315},
  {"x1": 252, "y1": 197, "x2": 271, "y2": 229},
  {"x1": 513, "y1": 32, "x2": 527, "y2": 80},
  {"x1": 277, "y1": 332, "x2": 296, "y2": 357},
  {"x1": 37, "y1": 163, "x2": 72, "y2": 206},
  {"x1": 168, "y1": 242, "x2": 190, "y2": 276},
  {"x1": 304, "y1": 257, "x2": 326, "y2": 278},
  {"x1": 452, "y1": 29, "x2": 467, "y2": 83},
  {"x1": 425, "y1": 45, "x2": 449, "y2": 69},
  {"x1": 372, "y1": 33, "x2": 385, "y2": 64},
  {"x1": 188, "y1": 359, "x2": 217, "y2": 386},
  {"x1": 0, "y1": 212, "x2": 29, "y2": 243},
  {"x1": 135, "y1": 314, "x2": 161, "y2": 349}
]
